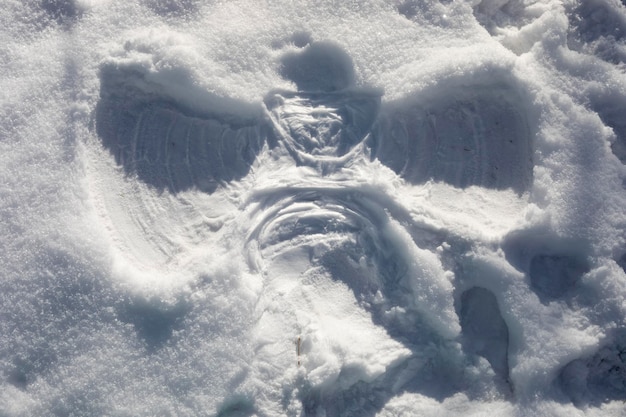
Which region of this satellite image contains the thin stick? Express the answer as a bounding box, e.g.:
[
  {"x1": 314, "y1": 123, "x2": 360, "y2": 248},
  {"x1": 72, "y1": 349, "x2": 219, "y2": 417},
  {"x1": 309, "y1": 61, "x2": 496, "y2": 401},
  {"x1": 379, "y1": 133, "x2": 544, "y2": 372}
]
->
[{"x1": 296, "y1": 336, "x2": 301, "y2": 367}]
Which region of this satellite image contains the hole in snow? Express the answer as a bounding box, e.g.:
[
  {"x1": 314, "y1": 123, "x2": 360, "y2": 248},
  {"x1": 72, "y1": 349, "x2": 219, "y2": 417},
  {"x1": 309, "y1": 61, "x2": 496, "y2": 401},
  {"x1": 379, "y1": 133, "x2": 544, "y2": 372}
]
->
[
  {"x1": 567, "y1": 0, "x2": 626, "y2": 65},
  {"x1": 529, "y1": 254, "x2": 589, "y2": 301},
  {"x1": 560, "y1": 330, "x2": 626, "y2": 406},
  {"x1": 459, "y1": 287, "x2": 510, "y2": 385}
]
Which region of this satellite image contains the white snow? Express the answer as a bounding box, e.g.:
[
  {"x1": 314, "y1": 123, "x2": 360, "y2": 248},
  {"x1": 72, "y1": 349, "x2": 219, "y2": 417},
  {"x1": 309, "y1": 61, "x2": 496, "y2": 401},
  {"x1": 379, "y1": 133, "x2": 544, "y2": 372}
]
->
[{"x1": 2, "y1": 0, "x2": 626, "y2": 416}]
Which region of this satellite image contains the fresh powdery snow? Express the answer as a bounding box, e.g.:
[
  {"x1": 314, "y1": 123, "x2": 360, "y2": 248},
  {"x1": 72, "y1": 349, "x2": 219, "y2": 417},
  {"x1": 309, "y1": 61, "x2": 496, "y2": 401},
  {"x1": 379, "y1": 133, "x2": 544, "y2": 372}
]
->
[{"x1": 2, "y1": 0, "x2": 626, "y2": 416}]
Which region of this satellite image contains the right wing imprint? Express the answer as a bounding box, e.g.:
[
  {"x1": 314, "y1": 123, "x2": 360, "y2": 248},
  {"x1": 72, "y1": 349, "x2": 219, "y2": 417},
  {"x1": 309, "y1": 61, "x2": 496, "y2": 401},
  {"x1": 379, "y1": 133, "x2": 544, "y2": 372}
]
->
[{"x1": 369, "y1": 82, "x2": 534, "y2": 194}]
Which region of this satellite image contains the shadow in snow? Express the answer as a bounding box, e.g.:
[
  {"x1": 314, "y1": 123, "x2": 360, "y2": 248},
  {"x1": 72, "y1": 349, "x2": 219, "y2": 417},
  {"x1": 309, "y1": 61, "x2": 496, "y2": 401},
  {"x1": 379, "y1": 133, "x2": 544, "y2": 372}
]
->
[
  {"x1": 470, "y1": 0, "x2": 529, "y2": 34},
  {"x1": 529, "y1": 254, "x2": 589, "y2": 302},
  {"x1": 96, "y1": 39, "x2": 533, "y2": 194},
  {"x1": 370, "y1": 81, "x2": 533, "y2": 194},
  {"x1": 41, "y1": 0, "x2": 82, "y2": 25},
  {"x1": 279, "y1": 41, "x2": 356, "y2": 93},
  {"x1": 589, "y1": 97, "x2": 626, "y2": 164},
  {"x1": 502, "y1": 231, "x2": 590, "y2": 304},
  {"x1": 216, "y1": 396, "x2": 257, "y2": 417},
  {"x1": 559, "y1": 328, "x2": 626, "y2": 407},
  {"x1": 144, "y1": 0, "x2": 199, "y2": 19},
  {"x1": 459, "y1": 287, "x2": 511, "y2": 391},
  {"x1": 567, "y1": 0, "x2": 626, "y2": 65},
  {"x1": 618, "y1": 253, "x2": 626, "y2": 274},
  {"x1": 96, "y1": 64, "x2": 269, "y2": 194},
  {"x1": 116, "y1": 296, "x2": 189, "y2": 352}
]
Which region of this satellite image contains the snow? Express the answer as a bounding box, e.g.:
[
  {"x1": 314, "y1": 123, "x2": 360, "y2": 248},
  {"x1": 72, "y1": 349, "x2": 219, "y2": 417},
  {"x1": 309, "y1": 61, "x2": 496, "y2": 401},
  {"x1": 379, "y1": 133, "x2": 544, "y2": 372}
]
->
[{"x1": 2, "y1": 0, "x2": 626, "y2": 416}]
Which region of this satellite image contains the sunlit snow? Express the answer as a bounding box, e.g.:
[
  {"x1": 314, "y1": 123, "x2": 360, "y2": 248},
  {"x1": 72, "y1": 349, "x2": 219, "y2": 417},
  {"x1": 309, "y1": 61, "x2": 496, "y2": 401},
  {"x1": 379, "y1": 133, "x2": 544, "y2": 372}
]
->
[{"x1": 2, "y1": 0, "x2": 626, "y2": 416}]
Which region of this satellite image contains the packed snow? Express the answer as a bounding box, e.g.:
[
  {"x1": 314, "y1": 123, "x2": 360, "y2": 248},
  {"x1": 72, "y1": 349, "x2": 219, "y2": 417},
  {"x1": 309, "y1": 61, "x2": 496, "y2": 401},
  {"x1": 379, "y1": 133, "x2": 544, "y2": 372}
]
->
[{"x1": 1, "y1": 0, "x2": 626, "y2": 416}]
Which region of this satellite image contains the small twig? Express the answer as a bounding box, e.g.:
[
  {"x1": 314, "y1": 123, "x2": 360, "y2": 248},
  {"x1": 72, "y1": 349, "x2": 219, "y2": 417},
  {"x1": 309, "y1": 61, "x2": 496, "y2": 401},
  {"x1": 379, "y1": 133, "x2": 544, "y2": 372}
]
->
[{"x1": 296, "y1": 336, "x2": 301, "y2": 366}]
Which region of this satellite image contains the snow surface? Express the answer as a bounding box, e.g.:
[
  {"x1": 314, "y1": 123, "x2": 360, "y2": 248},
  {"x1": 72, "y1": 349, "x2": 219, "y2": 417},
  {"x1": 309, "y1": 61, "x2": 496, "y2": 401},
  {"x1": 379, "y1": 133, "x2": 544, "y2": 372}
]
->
[{"x1": 2, "y1": 0, "x2": 626, "y2": 416}]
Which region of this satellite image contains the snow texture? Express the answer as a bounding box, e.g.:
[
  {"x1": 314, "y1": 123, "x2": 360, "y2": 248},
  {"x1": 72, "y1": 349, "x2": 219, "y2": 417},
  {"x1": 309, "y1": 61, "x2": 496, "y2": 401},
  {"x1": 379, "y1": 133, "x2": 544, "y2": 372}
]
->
[{"x1": 2, "y1": 0, "x2": 626, "y2": 416}]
